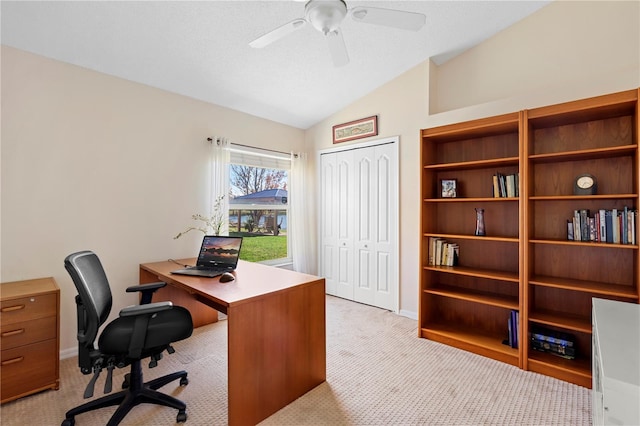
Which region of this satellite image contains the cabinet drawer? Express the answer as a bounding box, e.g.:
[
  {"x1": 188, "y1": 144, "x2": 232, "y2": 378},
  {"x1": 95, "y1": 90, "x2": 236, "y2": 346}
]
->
[
  {"x1": 1, "y1": 339, "x2": 57, "y2": 402},
  {"x1": 0, "y1": 293, "x2": 57, "y2": 325},
  {"x1": 1, "y1": 317, "x2": 57, "y2": 350}
]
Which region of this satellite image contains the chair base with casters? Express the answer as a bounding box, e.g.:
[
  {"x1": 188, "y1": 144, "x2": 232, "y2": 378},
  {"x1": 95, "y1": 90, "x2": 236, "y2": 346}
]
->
[
  {"x1": 62, "y1": 361, "x2": 189, "y2": 426},
  {"x1": 62, "y1": 251, "x2": 194, "y2": 426}
]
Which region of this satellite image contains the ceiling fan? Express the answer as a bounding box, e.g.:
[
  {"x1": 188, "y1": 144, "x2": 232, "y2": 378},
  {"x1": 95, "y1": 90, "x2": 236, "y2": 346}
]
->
[{"x1": 249, "y1": 0, "x2": 426, "y2": 67}]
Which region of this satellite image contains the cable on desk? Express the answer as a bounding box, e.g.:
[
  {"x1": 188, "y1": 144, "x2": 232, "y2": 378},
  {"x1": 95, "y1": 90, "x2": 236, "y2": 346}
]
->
[{"x1": 168, "y1": 259, "x2": 191, "y2": 268}]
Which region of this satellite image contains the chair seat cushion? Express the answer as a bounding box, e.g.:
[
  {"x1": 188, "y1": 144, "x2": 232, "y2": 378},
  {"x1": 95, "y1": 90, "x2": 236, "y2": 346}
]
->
[{"x1": 98, "y1": 306, "x2": 193, "y2": 357}]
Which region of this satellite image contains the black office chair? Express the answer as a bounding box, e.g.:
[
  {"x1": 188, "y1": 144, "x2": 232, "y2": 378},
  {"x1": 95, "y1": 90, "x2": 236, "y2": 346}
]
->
[{"x1": 62, "y1": 251, "x2": 194, "y2": 426}]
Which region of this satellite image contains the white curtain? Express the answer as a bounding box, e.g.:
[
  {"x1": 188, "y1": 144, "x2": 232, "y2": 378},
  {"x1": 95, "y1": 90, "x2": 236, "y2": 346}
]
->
[
  {"x1": 290, "y1": 152, "x2": 315, "y2": 274},
  {"x1": 210, "y1": 137, "x2": 230, "y2": 235}
]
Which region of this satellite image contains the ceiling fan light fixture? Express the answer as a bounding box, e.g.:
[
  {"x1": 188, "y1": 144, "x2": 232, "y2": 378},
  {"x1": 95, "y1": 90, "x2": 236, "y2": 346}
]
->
[{"x1": 305, "y1": 0, "x2": 347, "y2": 34}]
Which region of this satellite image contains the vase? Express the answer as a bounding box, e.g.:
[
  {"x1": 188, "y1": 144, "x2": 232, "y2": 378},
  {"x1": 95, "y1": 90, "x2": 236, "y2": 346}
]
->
[{"x1": 475, "y1": 208, "x2": 486, "y2": 236}]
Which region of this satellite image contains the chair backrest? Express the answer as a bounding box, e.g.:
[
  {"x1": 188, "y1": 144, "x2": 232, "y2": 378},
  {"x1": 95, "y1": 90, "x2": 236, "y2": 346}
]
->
[{"x1": 65, "y1": 251, "x2": 113, "y2": 345}]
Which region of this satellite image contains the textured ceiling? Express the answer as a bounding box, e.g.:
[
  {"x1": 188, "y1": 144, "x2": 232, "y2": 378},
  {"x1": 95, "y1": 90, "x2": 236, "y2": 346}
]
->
[{"x1": 1, "y1": 1, "x2": 550, "y2": 129}]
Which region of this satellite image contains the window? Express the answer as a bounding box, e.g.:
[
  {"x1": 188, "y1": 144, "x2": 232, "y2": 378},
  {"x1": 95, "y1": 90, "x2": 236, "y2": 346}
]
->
[{"x1": 227, "y1": 145, "x2": 291, "y2": 266}]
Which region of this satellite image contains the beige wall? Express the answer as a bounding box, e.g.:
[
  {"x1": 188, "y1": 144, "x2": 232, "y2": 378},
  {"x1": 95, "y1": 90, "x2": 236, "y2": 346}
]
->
[
  {"x1": 434, "y1": 1, "x2": 640, "y2": 114},
  {"x1": 307, "y1": 0, "x2": 640, "y2": 318},
  {"x1": 1, "y1": 46, "x2": 304, "y2": 354}
]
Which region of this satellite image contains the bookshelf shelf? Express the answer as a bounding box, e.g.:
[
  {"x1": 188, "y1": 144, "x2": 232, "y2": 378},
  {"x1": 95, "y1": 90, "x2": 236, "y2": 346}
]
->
[
  {"x1": 529, "y1": 309, "x2": 592, "y2": 334},
  {"x1": 529, "y1": 275, "x2": 639, "y2": 299},
  {"x1": 424, "y1": 156, "x2": 519, "y2": 171},
  {"x1": 528, "y1": 145, "x2": 637, "y2": 163},
  {"x1": 420, "y1": 323, "x2": 519, "y2": 366},
  {"x1": 421, "y1": 89, "x2": 640, "y2": 389},
  {"x1": 529, "y1": 239, "x2": 638, "y2": 249},
  {"x1": 423, "y1": 197, "x2": 519, "y2": 203},
  {"x1": 424, "y1": 265, "x2": 519, "y2": 283},
  {"x1": 425, "y1": 284, "x2": 518, "y2": 309},
  {"x1": 424, "y1": 233, "x2": 518, "y2": 243},
  {"x1": 529, "y1": 194, "x2": 637, "y2": 201},
  {"x1": 528, "y1": 351, "x2": 592, "y2": 388}
]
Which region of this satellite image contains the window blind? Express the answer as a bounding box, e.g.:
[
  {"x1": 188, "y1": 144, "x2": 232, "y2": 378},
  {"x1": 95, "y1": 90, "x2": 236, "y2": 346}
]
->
[{"x1": 229, "y1": 144, "x2": 291, "y2": 170}]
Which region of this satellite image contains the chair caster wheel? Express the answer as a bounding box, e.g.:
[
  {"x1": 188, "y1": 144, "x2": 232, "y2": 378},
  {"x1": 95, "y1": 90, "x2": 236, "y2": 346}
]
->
[
  {"x1": 180, "y1": 376, "x2": 189, "y2": 386},
  {"x1": 62, "y1": 418, "x2": 75, "y2": 426},
  {"x1": 177, "y1": 410, "x2": 187, "y2": 423}
]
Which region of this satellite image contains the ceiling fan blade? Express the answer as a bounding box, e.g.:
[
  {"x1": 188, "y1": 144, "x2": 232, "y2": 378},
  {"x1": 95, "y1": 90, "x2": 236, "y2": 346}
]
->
[
  {"x1": 249, "y1": 18, "x2": 307, "y2": 48},
  {"x1": 350, "y1": 7, "x2": 426, "y2": 31},
  {"x1": 326, "y1": 30, "x2": 349, "y2": 67}
]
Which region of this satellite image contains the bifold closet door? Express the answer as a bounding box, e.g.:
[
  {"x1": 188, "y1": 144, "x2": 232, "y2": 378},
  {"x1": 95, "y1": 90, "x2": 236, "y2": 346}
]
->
[
  {"x1": 320, "y1": 140, "x2": 397, "y2": 311},
  {"x1": 353, "y1": 143, "x2": 396, "y2": 310},
  {"x1": 320, "y1": 150, "x2": 355, "y2": 299}
]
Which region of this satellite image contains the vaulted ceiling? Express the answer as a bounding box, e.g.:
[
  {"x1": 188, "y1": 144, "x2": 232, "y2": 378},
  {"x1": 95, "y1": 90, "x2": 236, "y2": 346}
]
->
[{"x1": 1, "y1": 1, "x2": 550, "y2": 129}]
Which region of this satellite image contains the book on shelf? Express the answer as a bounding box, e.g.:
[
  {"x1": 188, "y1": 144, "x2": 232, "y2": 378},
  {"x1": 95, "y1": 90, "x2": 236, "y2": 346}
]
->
[
  {"x1": 492, "y1": 172, "x2": 519, "y2": 198},
  {"x1": 442, "y1": 242, "x2": 449, "y2": 266},
  {"x1": 631, "y1": 209, "x2": 636, "y2": 245},
  {"x1": 567, "y1": 220, "x2": 574, "y2": 240},
  {"x1": 506, "y1": 174, "x2": 515, "y2": 198},
  {"x1": 567, "y1": 207, "x2": 637, "y2": 245},
  {"x1": 605, "y1": 210, "x2": 613, "y2": 243},
  {"x1": 622, "y1": 206, "x2": 628, "y2": 244},
  {"x1": 580, "y1": 209, "x2": 589, "y2": 242},
  {"x1": 573, "y1": 210, "x2": 581, "y2": 242},
  {"x1": 504, "y1": 309, "x2": 519, "y2": 349},
  {"x1": 428, "y1": 237, "x2": 441, "y2": 266},
  {"x1": 428, "y1": 237, "x2": 458, "y2": 266}
]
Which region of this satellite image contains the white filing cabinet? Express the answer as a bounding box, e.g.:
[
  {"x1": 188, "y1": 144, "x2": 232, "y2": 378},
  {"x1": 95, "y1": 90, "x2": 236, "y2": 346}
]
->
[{"x1": 592, "y1": 298, "x2": 640, "y2": 426}]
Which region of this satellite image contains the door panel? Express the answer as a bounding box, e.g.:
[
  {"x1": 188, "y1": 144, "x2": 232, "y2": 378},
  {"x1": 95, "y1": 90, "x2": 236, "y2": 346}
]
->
[
  {"x1": 320, "y1": 154, "x2": 337, "y2": 295},
  {"x1": 319, "y1": 139, "x2": 398, "y2": 311}
]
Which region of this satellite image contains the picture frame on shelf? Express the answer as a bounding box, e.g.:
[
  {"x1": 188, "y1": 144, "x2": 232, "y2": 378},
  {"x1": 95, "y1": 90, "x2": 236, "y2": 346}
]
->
[
  {"x1": 441, "y1": 179, "x2": 457, "y2": 198},
  {"x1": 333, "y1": 115, "x2": 378, "y2": 144}
]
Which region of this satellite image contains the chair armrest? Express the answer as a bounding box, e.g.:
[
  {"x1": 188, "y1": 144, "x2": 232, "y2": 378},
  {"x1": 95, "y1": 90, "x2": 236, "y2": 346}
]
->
[
  {"x1": 120, "y1": 301, "x2": 173, "y2": 317},
  {"x1": 126, "y1": 282, "x2": 166, "y2": 293},
  {"x1": 126, "y1": 282, "x2": 167, "y2": 305}
]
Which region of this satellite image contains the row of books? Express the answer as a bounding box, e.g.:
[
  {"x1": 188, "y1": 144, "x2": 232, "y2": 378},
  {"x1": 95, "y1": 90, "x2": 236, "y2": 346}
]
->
[
  {"x1": 567, "y1": 208, "x2": 637, "y2": 244},
  {"x1": 506, "y1": 310, "x2": 519, "y2": 349},
  {"x1": 428, "y1": 237, "x2": 459, "y2": 266},
  {"x1": 493, "y1": 172, "x2": 519, "y2": 198}
]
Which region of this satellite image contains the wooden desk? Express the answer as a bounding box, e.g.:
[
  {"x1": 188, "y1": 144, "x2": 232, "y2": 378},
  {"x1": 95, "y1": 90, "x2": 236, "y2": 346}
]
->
[{"x1": 139, "y1": 259, "x2": 326, "y2": 426}]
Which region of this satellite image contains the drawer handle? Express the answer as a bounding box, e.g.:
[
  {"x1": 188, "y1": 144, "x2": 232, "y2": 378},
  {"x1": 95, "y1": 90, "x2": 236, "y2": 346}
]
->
[
  {"x1": 1, "y1": 329, "x2": 25, "y2": 337},
  {"x1": 1, "y1": 304, "x2": 25, "y2": 313},
  {"x1": 1, "y1": 356, "x2": 24, "y2": 366}
]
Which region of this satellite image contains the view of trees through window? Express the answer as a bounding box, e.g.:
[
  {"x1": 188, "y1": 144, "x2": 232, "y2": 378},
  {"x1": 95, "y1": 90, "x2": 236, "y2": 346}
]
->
[{"x1": 228, "y1": 164, "x2": 289, "y2": 263}]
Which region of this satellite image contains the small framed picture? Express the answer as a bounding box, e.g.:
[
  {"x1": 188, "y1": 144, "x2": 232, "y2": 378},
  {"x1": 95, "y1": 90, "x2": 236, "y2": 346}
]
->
[{"x1": 441, "y1": 179, "x2": 457, "y2": 198}]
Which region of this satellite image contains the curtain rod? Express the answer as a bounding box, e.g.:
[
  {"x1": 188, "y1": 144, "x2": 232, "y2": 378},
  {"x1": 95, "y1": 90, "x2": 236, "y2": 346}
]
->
[{"x1": 207, "y1": 138, "x2": 290, "y2": 156}]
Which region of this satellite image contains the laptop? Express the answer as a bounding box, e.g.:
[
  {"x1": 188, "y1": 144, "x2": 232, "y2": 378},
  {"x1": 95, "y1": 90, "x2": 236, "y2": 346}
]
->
[{"x1": 171, "y1": 235, "x2": 243, "y2": 278}]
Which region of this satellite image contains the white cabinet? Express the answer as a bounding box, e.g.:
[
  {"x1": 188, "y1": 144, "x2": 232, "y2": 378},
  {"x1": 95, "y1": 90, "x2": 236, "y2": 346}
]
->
[
  {"x1": 319, "y1": 137, "x2": 398, "y2": 311},
  {"x1": 592, "y1": 298, "x2": 640, "y2": 426}
]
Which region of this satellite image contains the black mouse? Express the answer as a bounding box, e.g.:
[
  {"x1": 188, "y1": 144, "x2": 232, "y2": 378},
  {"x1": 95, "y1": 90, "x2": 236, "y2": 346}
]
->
[{"x1": 219, "y1": 272, "x2": 235, "y2": 283}]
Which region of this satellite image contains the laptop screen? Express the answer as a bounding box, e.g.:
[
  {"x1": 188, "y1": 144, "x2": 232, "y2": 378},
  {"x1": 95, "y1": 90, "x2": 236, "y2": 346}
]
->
[{"x1": 196, "y1": 236, "x2": 243, "y2": 269}]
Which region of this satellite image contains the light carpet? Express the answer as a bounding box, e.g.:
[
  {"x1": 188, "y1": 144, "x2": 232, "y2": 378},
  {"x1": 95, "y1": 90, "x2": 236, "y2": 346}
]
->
[{"x1": 0, "y1": 295, "x2": 591, "y2": 425}]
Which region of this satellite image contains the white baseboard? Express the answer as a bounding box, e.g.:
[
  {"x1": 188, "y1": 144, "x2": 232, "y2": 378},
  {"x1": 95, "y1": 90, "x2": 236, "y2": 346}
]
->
[
  {"x1": 399, "y1": 309, "x2": 418, "y2": 321},
  {"x1": 60, "y1": 347, "x2": 77, "y2": 360}
]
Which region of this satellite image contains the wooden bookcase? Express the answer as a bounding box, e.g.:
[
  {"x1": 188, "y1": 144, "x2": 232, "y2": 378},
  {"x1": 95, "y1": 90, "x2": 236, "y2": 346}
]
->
[
  {"x1": 523, "y1": 90, "x2": 640, "y2": 388},
  {"x1": 420, "y1": 89, "x2": 640, "y2": 388},
  {"x1": 420, "y1": 112, "x2": 523, "y2": 368}
]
